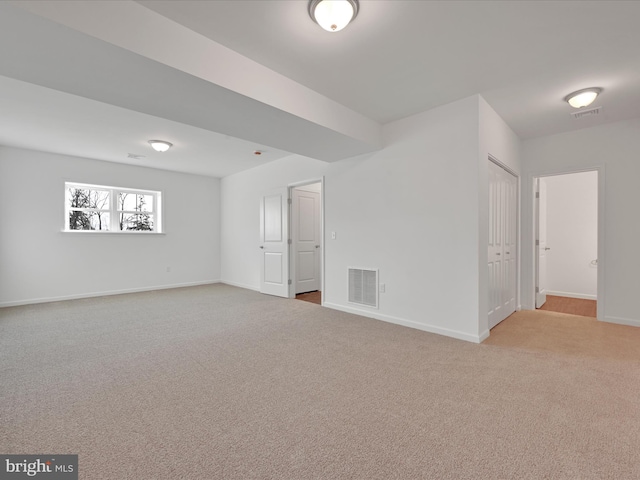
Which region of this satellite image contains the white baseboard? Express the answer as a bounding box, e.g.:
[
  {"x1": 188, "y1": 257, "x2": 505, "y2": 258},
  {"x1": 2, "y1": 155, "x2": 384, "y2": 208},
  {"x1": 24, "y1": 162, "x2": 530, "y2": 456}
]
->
[
  {"x1": 0, "y1": 280, "x2": 221, "y2": 308},
  {"x1": 220, "y1": 280, "x2": 260, "y2": 292},
  {"x1": 601, "y1": 316, "x2": 640, "y2": 328},
  {"x1": 478, "y1": 329, "x2": 491, "y2": 342},
  {"x1": 323, "y1": 302, "x2": 485, "y2": 344},
  {"x1": 546, "y1": 290, "x2": 597, "y2": 300}
]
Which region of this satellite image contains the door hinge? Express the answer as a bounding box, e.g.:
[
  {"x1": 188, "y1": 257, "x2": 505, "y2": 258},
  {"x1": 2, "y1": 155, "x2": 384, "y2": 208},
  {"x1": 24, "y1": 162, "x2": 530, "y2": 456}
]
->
[
  {"x1": 288, "y1": 279, "x2": 292, "y2": 285},
  {"x1": 535, "y1": 239, "x2": 540, "y2": 246},
  {"x1": 287, "y1": 198, "x2": 292, "y2": 205},
  {"x1": 536, "y1": 287, "x2": 539, "y2": 293},
  {"x1": 288, "y1": 239, "x2": 292, "y2": 245},
  {"x1": 535, "y1": 192, "x2": 540, "y2": 199}
]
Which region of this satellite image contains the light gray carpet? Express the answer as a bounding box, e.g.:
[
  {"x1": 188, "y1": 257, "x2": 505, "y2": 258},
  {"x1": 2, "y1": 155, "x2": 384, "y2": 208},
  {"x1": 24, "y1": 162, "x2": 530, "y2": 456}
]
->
[{"x1": 1, "y1": 284, "x2": 639, "y2": 479}]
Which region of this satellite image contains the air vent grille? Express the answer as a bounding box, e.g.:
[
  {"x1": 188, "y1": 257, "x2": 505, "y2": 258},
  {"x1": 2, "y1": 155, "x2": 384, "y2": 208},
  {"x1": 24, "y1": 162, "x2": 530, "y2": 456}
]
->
[
  {"x1": 571, "y1": 106, "x2": 602, "y2": 119},
  {"x1": 348, "y1": 268, "x2": 378, "y2": 308}
]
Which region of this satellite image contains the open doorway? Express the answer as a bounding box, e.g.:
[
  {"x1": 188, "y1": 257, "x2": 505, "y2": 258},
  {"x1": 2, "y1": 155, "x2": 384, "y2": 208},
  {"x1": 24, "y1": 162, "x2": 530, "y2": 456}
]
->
[
  {"x1": 534, "y1": 171, "x2": 598, "y2": 317},
  {"x1": 290, "y1": 181, "x2": 323, "y2": 305},
  {"x1": 258, "y1": 179, "x2": 324, "y2": 302}
]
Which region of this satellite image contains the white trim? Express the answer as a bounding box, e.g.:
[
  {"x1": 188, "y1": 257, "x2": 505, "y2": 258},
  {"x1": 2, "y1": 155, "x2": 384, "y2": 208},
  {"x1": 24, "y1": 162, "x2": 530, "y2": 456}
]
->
[
  {"x1": 60, "y1": 231, "x2": 165, "y2": 235},
  {"x1": 324, "y1": 302, "x2": 486, "y2": 344},
  {"x1": 601, "y1": 316, "x2": 640, "y2": 328},
  {"x1": 287, "y1": 177, "x2": 325, "y2": 302},
  {"x1": 65, "y1": 182, "x2": 162, "y2": 233},
  {"x1": 0, "y1": 280, "x2": 220, "y2": 308},
  {"x1": 596, "y1": 168, "x2": 605, "y2": 321},
  {"x1": 487, "y1": 155, "x2": 520, "y2": 330},
  {"x1": 67, "y1": 181, "x2": 160, "y2": 195},
  {"x1": 545, "y1": 290, "x2": 597, "y2": 300},
  {"x1": 288, "y1": 178, "x2": 324, "y2": 188},
  {"x1": 478, "y1": 329, "x2": 491, "y2": 342},
  {"x1": 221, "y1": 280, "x2": 260, "y2": 292},
  {"x1": 529, "y1": 166, "x2": 604, "y2": 320},
  {"x1": 488, "y1": 154, "x2": 518, "y2": 177}
]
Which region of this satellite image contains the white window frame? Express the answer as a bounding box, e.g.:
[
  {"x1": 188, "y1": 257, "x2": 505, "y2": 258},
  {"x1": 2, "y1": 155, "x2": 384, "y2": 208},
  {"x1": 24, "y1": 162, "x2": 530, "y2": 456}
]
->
[{"x1": 64, "y1": 182, "x2": 163, "y2": 233}]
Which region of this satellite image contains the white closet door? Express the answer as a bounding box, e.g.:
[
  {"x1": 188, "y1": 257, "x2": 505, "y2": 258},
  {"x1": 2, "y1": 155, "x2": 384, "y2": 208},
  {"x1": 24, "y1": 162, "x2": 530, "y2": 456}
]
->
[{"x1": 488, "y1": 160, "x2": 517, "y2": 329}]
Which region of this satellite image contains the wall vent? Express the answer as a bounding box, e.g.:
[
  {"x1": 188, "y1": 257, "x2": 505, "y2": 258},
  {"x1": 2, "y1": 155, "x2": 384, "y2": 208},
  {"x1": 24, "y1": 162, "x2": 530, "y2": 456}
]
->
[
  {"x1": 571, "y1": 106, "x2": 602, "y2": 119},
  {"x1": 348, "y1": 268, "x2": 378, "y2": 308}
]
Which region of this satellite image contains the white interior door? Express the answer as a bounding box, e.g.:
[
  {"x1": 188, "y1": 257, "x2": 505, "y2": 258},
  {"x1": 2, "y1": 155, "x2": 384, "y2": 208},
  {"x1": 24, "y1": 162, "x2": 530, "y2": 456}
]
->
[
  {"x1": 259, "y1": 188, "x2": 289, "y2": 297},
  {"x1": 535, "y1": 178, "x2": 548, "y2": 308},
  {"x1": 488, "y1": 160, "x2": 518, "y2": 329},
  {"x1": 292, "y1": 185, "x2": 321, "y2": 294}
]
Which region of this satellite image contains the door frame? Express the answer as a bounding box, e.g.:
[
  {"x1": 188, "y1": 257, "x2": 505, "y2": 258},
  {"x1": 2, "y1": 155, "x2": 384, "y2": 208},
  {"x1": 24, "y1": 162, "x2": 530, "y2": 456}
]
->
[
  {"x1": 530, "y1": 167, "x2": 604, "y2": 319},
  {"x1": 288, "y1": 177, "x2": 325, "y2": 303},
  {"x1": 534, "y1": 177, "x2": 548, "y2": 308}
]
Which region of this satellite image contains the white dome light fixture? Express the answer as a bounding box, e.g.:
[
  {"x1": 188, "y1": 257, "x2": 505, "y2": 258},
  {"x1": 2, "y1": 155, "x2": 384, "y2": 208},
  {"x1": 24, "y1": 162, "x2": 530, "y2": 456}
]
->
[
  {"x1": 564, "y1": 87, "x2": 602, "y2": 109},
  {"x1": 309, "y1": 0, "x2": 359, "y2": 32},
  {"x1": 148, "y1": 140, "x2": 173, "y2": 152}
]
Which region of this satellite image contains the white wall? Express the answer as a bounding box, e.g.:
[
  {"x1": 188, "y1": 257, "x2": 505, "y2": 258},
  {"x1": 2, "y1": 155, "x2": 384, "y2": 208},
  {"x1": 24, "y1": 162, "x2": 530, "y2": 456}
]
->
[
  {"x1": 220, "y1": 155, "x2": 327, "y2": 290},
  {"x1": 221, "y1": 95, "x2": 521, "y2": 342},
  {"x1": 478, "y1": 97, "x2": 522, "y2": 334},
  {"x1": 0, "y1": 146, "x2": 221, "y2": 306},
  {"x1": 325, "y1": 96, "x2": 481, "y2": 342},
  {"x1": 522, "y1": 117, "x2": 640, "y2": 327},
  {"x1": 544, "y1": 172, "x2": 598, "y2": 299},
  {"x1": 296, "y1": 182, "x2": 321, "y2": 193}
]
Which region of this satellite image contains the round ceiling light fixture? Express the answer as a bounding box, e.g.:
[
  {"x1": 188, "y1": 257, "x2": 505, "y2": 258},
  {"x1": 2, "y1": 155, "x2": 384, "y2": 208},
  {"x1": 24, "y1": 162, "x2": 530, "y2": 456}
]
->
[
  {"x1": 564, "y1": 87, "x2": 602, "y2": 109},
  {"x1": 309, "y1": 0, "x2": 359, "y2": 32},
  {"x1": 148, "y1": 140, "x2": 173, "y2": 152}
]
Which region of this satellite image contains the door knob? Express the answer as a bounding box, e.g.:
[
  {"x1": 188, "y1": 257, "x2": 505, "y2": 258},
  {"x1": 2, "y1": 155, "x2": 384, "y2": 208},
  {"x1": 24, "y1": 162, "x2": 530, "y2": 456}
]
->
[
  {"x1": 545, "y1": 247, "x2": 551, "y2": 251},
  {"x1": 259, "y1": 246, "x2": 264, "y2": 249},
  {"x1": 506, "y1": 251, "x2": 510, "y2": 254},
  {"x1": 496, "y1": 252, "x2": 501, "y2": 256},
  {"x1": 315, "y1": 245, "x2": 320, "y2": 248}
]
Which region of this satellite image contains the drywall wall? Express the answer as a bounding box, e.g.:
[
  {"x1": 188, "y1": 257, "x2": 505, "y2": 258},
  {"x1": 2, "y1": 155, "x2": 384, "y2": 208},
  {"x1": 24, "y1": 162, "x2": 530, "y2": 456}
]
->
[
  {"x1": 0, "y1": 146, "x2": 220, "y2": 305},
  {"x1": 221, "y1": 95, "x2": 520, "y2": 342},
  {"x1": 522, "y1": 117, "x2": 640, "y2": 327},
  {"x1": 220, "y1": 155, "x2": 327, "y2": 290},
  {"x1": 544, "y1": 172, "x2": 598, "y2": 299},
  {"x1": 325, "y1": 96, "x2": 481, "y2": 341},
  {"x1": 478, "y1": 97, "x2": 522, "y2": 335}
]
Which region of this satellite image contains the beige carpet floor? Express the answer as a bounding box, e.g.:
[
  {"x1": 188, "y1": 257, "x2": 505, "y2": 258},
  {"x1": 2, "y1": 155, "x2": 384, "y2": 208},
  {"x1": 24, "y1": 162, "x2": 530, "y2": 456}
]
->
[{"x1": 1, "y1": 284, "x2": 639, "y2": 479}]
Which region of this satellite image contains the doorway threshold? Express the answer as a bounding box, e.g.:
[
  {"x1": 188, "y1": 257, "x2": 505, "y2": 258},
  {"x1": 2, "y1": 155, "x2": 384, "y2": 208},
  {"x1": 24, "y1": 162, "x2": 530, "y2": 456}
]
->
[{"x1": 296, "y1": 291, "x2": 321, "y2": 305}]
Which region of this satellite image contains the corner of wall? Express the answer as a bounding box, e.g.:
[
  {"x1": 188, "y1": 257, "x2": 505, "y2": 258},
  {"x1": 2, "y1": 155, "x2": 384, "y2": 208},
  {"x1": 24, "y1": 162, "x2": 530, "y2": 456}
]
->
[{"x1": 478, "y1": 97, "x2": 523, "y2": 334}]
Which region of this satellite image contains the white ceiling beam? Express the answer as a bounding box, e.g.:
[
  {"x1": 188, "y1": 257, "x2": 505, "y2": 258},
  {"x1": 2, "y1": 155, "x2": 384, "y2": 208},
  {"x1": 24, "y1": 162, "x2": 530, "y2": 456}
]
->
[{"x1": 5, "y1": 1, "x2": 382, "y2": 161}]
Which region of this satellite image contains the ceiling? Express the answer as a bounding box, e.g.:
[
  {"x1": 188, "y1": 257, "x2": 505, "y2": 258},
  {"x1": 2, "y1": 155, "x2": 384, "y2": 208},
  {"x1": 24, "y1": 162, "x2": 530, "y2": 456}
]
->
[{"x1": 1, "y1": 0, "x2": 639, "y2": 177}]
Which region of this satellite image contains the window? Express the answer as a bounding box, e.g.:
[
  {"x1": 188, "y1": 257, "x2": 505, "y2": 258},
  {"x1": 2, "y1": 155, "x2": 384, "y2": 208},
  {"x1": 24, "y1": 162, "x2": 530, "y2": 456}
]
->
[{"x1": 65, "y1": 183, "x2": 162, "y2": 233}]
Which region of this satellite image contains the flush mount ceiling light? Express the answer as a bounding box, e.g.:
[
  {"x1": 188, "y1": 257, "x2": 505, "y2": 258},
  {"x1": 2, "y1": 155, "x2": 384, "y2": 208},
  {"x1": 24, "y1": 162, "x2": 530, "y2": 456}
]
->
[
  {"x1": 309, "y1": 0, "x2": 359, "y2": 32},
  {"x1": 564, "y1": 87, "x2": 602, "y2": 109},
  {"x1": 148, "y1": 140, "x2": 173, "y2": 152}
]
